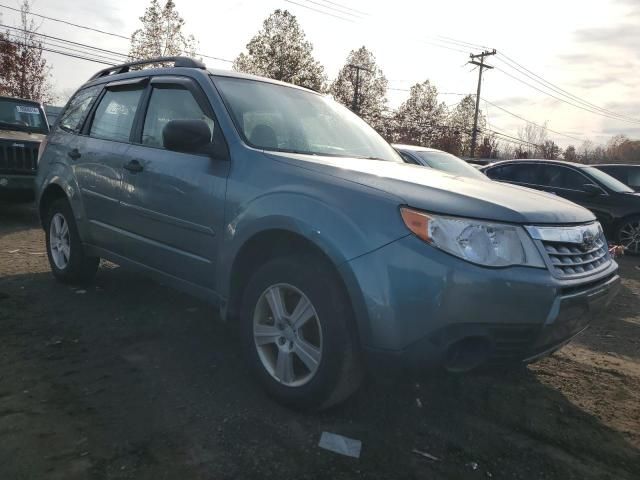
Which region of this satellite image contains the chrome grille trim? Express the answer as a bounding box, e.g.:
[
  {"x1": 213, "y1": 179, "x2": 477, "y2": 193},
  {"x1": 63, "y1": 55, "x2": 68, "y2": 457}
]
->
[
  {"x1": 525, "y1": 223, "x2": 612, "y2": 279},
  {"x1": 0, "y1": 141, "x2": 39, "y2": 174}
]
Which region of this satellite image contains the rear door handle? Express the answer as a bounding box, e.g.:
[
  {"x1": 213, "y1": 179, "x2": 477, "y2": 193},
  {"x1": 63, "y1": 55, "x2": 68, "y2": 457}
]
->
[
  {"x1": 67, "y1": 148, "x2": 81, "y2": 160},
  {"x1": 123, "y1": 159, "x2": 144, "y2": 173}
]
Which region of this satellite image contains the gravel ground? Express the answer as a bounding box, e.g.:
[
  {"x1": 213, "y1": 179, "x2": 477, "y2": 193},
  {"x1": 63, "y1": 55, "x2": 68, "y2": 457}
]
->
[{"x1": 1, "y1": 203, "x2": 639, "y2": 480}]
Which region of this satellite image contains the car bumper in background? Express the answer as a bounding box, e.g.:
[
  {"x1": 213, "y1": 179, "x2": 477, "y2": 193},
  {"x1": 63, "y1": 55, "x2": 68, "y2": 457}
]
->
[
  {"x1": 0, "y1": 174, "x2": 36, "y2": 202},
  {"x1": 342, "y1": 234, "x2": 620, "y2": 370}
]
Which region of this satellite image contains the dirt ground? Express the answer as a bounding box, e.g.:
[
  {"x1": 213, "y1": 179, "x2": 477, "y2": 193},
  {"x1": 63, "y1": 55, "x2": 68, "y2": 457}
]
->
[{"x1": 1, "y1": 203, "x2": 639, "y2": 480}]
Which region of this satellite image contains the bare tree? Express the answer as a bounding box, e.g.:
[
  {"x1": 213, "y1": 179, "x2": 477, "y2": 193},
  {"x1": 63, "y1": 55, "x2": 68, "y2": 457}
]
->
[
  {"x1": 0, "y1": 1, "x2": 54, "y2": 102},
  {"x1": 330, "y1": 46, "x2": 388, "y2": 130},
  {"x1": 540, "y1": 140, "x2": 561, "y2": 159},
  {"x1": 233, "y1": 10, "x2": 326, "y2": 91},
  {"x1": 518, "y1": 122, "x2": 548, "y2": 157},
  {"x1": 392, "y1": 80, "x2": 446, "y2": 147},
  {"x1": 446, "y1": 95, "x2": 485, "y2": 156},
  {"x1": 129, "y1": 0, "x2": 198, "y2": 60},
  {"x1": 563, "y1": 145, "x2": 577, "y2": 162}
]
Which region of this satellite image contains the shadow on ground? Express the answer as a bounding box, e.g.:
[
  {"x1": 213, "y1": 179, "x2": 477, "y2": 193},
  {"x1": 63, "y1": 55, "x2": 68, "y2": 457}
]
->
[
  {"x1": 0, "y1": 265, "x2": 638, "y2": 479},
  {"x1": 0, "y1": 202, "x2": 39, "y2": 235}
]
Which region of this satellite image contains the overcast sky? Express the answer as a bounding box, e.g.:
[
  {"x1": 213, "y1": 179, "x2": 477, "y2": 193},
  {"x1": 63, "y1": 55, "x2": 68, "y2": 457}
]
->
[{"x1": 1, "y1": 0, "x2": 638, "y2": 148}]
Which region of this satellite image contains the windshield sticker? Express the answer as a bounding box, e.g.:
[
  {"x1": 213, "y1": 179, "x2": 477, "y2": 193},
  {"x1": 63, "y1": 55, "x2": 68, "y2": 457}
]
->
[{"x1": 16, "y1": 105, "x2": 40, "y2": 115}]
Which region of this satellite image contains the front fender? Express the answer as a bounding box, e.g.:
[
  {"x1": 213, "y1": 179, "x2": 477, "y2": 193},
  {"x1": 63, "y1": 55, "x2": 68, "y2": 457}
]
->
[{"x1": 218, "y1": 183, "x2": 408, "y2": 300}]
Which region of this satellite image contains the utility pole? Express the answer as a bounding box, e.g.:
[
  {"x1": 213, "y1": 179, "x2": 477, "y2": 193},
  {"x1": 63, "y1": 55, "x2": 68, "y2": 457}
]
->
[
  {"x1": 469, "y1": 49, "x2": 496, "y2": 158},
  {"x1": 348, "y1": 64, "x2": 372, "y2": 114}
]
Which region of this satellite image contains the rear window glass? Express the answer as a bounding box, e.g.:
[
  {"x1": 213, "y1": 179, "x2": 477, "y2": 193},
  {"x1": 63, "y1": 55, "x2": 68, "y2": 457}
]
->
[
  {"x1": 487, "y1": 163, "x2": 540, "y2": 184},
  {"x1": 58, "y1": 85, "x2": 102, "y2": 133}
]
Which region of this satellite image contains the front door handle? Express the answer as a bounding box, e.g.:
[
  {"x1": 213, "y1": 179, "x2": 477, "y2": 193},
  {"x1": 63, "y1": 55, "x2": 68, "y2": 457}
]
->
[
  {"x1": 123, "y1": 159, "x2": 144, "y2": 173},
  {"x1": 67, "y1": 148, "x2": 81, "y2": 160}
]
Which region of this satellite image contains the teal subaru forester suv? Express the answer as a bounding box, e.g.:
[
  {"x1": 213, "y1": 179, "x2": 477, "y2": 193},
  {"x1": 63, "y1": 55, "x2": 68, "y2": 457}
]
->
[{"x1": 36, "y1": 57, "x2": 620, "y2": 409}]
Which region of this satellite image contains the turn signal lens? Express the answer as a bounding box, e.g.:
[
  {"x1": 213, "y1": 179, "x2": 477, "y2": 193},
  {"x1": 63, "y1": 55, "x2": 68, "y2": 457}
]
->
[{"x1": 400, "y1": 207, "x2": 431, "y2": 242}]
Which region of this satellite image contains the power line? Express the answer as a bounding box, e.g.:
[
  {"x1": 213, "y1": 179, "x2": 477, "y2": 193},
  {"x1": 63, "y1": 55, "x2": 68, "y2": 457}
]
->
[
  {"x1": 315, "y1": 0, "x2": 369, "y2": 16},
  {"x1": 496, "y1": 52, "x2": 640, "y2": 124},
  {"x1": 0, "y1": 2, "x2": 129, "y2": 40},
  {"x1": 296, "y1": 0, "x2": 364, "y2": 18},
  {"x1": 494, "y1": 65, "x2": 640, "y2": 126},
  {"x1": 283, "y1": 0, "x2": 356, "y2": 22},
  {"x1": 0, "y1": 3, "x2": 234, "y2": 64},
  {"x1": 3, "y1": 32, "x2": 125, "y2": 64},
  {"x1": 481, "y1": 128, "x2": 540, "y2": 148},
  {"x1": 481, "y1": 97, "x2": 584, "y2": 143},
  {"x1": 0, "y1": 36, "x2": 115, "y2": 65},
  {"x1": 1, "y1": 23, "x2": 128, "y2": 59}
]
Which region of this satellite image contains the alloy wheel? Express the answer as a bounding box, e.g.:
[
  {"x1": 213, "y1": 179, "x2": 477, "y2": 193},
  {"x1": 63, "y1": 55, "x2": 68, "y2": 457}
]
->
[
  {"x1": 49, "y1": 213, "x2": 71, "y2": 269},
  {"x1": 619, "y1": 220, "x2": 640, "y2": 254},
  {"x1": 253, "y1": 283, "x2": 323, "y2": 387}
]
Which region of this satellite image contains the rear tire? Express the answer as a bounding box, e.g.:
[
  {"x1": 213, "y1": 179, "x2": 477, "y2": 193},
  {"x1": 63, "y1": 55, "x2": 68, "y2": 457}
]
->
[
  {"x1": 45, "y1": 198, "x2": 99, "y2": 285},
  {"x1": 617, "y1": 216, "x2": 640, "y2": 255},
  {"x1": 240, "y1": 254, "x2": 363, "y2": 410}
]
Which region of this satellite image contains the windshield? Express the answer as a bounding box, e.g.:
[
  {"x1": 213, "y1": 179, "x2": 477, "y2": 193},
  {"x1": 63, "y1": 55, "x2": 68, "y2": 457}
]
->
[
  {"x1": 213, "y1": 76, "x2": 402, "y2": 162},
  {"x1": 414, "y1": 150, "x2": 487, "y2": 180},
  {"x1": 584, "y1": 166, "x2": 634, "y2": 193},
  {"x1": 0, "y1": 98, "x2": 48, "y2": 133}
]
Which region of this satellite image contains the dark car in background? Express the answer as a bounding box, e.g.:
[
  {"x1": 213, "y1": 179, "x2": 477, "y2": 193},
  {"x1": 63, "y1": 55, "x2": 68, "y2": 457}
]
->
[
  {"x1": 0, "y1": 95, "x2": 49, "y2": 202},
  {"x1": 394, "y1": 144, "x2": 487, "y2": 180},
  {"x1": 593, "y1": 164, "x2": 640, "y2": 192},
  {"x1": 482, "y1": 159, "x2": 640, "y2": 254}
]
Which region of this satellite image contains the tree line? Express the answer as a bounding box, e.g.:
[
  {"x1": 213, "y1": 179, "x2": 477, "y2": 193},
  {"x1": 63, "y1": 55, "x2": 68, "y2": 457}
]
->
[{"x1": 1, "y1": 0, "x2": 637, "y2": 164}]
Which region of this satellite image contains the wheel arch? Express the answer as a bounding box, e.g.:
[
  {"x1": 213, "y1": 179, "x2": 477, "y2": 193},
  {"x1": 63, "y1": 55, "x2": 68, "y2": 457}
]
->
[
  {"x1": 223, "y1": 227, "x2": 366, "y2": 345},
  {"x1": 38, "y1": 182, "x2": 69, "y2": 228}
]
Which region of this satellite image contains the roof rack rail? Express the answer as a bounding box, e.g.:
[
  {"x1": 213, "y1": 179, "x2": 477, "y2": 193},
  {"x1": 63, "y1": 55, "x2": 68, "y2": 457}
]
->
[{"x1": 89, "y1": 56, "x2": 206, "y2": 81}]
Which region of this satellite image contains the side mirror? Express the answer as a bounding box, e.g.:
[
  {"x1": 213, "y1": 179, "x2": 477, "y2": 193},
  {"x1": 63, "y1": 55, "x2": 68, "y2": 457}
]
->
[
  {"x1": 162, "y1": 119, "x2": 214, "y2": 155},
  {"x1": 582, "y1": 183, "x2": 602, "y2": 196}
]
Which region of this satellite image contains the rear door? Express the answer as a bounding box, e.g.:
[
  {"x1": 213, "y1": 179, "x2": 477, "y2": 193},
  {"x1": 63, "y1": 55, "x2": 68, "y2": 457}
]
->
[
  {"x1": 484, "y1": 162, "x2": 542, "y2": 189},
  {"x1": 76, "y1": 78, "x2": 147, "y2": 252},
  {"x1": 118, "y1": 75, "x2": 229, "y2": 289}
]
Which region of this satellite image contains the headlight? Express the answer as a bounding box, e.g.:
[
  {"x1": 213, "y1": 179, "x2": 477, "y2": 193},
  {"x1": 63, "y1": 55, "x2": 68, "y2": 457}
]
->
[{"x1": 400, "y1": 207, "x2": 545, "y2": 268}]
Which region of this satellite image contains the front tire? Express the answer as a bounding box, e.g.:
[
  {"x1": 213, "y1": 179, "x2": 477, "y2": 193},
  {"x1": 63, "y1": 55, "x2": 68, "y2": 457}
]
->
[
  {"x1": 240, "y1": 254, "x2": 363, "y2": 410},
  {"x1": 617, "y1": 216, "x2": 640, "y2": 255},
  {"x1": 45, "y1": 198, "x2": 99, "y2": 284}
]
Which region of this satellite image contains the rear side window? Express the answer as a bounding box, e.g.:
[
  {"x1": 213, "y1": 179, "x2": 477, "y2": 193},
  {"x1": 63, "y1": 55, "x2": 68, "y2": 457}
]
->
[
  {"x1": 142, "y1": 86, "x2": 215, "y2": 148},
  {"x1": 57, "y1": 85, "x2": 101, "y2": 133},
  {"x1": 90, "y1": 88, "x2": 144, "y2": 143},
  {"x1": 487, "y1": 163, "x2": 539, "y2": 184},
  {"x1": 628, "y1": 169, "x2": 640, "y2": 188},
  {"x1": 539, "y1": 165, "x2": 589, "y2": 190},
  {"x1": 598, "y1": 166, "x2": 629, "y2": 184}
]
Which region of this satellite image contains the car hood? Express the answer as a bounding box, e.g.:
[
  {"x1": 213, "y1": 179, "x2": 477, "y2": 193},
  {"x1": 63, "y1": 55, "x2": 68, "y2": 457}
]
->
[
  {"x1": 268, "y1": 152, "x2": 595, "y2": 225},
  {"x1": 0, "y1": 129, "x2": 46, "y2": 143}
]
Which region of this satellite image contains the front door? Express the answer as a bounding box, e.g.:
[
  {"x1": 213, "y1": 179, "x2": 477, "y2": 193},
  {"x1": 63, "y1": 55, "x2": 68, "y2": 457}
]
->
[
  {"x1": 118, "y1": 76, "x2": 229, "y2": 290},
  {"x1": 535, "y1": 165, "x2": 612, "y2": 227}
]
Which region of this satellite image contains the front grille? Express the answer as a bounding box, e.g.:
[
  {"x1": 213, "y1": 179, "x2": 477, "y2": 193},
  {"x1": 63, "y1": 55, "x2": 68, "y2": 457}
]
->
[
  {"x1": 0, "y1": 141, "x2": 39, "y2": 174},
  {"x1": 542, "y1": 237, "x2": 609, "y2": 277}
]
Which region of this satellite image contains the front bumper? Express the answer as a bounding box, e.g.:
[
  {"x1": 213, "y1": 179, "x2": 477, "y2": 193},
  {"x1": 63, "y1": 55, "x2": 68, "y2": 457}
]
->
[
  {"x1": 342, "y1": 234, "x2": 620, "y2": 368},
  {"x1": 0, "y1": 173, "x2": 36, "y2": 201}
]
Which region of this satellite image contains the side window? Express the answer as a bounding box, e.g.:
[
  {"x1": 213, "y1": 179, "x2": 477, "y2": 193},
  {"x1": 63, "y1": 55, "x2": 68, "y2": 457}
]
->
[
  {"x1": 601, "y1": 167, "x2": 626, "y2": 184},
  {"x1": 398, "y1": 151, "x2": 419, "y2": 165},
  {"x1": 57, "y1": 85, "x2": 101, "y2": 133},
  {"x1": 487, "y1": 164, "x2": 539, "y2": 184},
  {"x1": 539, "y1": 166, "x2": 589, "y2": 190},
  {"x1": 90, "y1": 88, "x2": 144, "y2": 143},
  {"x1": 142, "y1": 86, "x2": 215, "y2": 148},
  {"x1": 628, "y1": 169, "x2": 640, "y2": 188}
]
